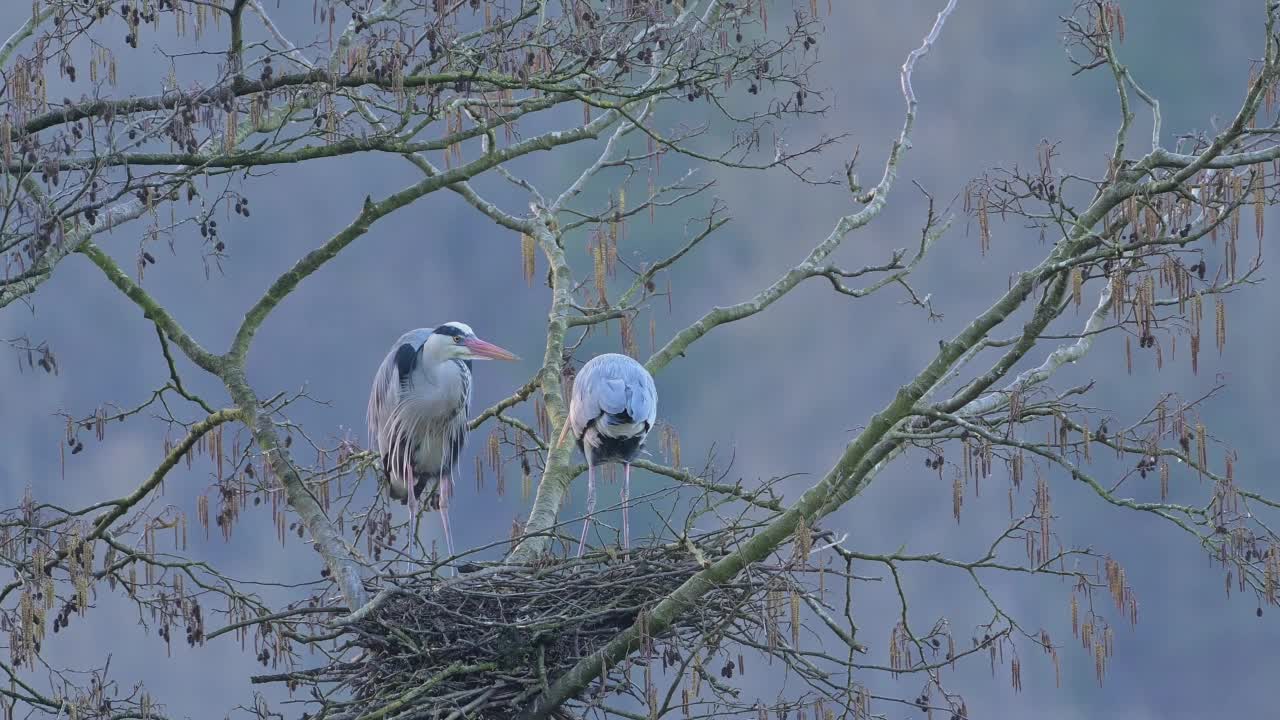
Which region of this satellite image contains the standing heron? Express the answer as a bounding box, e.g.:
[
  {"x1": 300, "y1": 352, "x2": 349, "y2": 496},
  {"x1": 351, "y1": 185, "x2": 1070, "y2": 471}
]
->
[
  {"x1": 367, "y1": 322, "x2": 517, "y2": 563},
  {"x1": 555, "y1": 353, "x2": 658, "y2": 557}
]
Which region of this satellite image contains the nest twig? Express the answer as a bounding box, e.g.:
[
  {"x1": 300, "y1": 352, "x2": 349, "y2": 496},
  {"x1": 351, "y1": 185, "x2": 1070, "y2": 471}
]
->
[
  {"x1": 261, "y1": 524, "x2": 818, "y2": 720},
  {"x1": 355, "y1": 552, "x2": 697, "y2": 714}
]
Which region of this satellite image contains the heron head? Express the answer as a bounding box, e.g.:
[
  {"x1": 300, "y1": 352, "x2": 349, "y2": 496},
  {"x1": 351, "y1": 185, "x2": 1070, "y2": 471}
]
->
[{"x1": 430, "y1": 322, "x2": 519, "y2": 362}]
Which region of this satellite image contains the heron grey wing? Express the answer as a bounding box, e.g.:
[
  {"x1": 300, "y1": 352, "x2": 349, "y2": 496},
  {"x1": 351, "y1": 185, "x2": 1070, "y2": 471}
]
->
[
  {"x1": 626, "y1": 364, "x2": 658, "y2": 427},
  {"x1": 367, "y1": 328, "x2": 437, "y2": 503},
  {"x1": 368, "y1": 330, "x2": 434, "y2": 423},
  {"x1": 595, "y1": 353, "x2": 655, "y2": 425},
  {"x1": 367, "y1": 330, "x2": 426, "y2": 443},
  {"x1": 568, "y1": 359, "x2": 626, "y2": 438},
  {"x1": 567, "y1": 362, "x2": 590, "y2": 438},
  {"x1": 366, "y1": 344, "x2": 402, "y2": 449},
  {"x1": 395, "y1": 327, "x2": 436, "y2": 353},
  {"x1": 367, "y1": 342, "x2": 407, "y2": 500}
]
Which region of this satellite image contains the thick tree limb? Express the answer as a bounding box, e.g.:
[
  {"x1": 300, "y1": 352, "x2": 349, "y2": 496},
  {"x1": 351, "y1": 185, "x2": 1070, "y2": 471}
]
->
[{"x1": 515, "y1": 1, "x2": 963, "y2": 713}]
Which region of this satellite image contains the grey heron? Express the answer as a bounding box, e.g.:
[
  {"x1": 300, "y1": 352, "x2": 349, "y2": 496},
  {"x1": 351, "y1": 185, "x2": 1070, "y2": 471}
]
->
[
  {"x1": 556, "y1": 352, "x2": 658, "y2": 557},
  {"x1": 367, "y1": 322, "x2": 517, "y2": 563}
]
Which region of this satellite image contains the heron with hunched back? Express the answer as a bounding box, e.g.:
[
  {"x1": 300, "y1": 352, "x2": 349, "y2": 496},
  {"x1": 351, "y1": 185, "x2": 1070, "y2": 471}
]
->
[{"x1": 556, "y1": 352, "x2": 659, "y2": 557}]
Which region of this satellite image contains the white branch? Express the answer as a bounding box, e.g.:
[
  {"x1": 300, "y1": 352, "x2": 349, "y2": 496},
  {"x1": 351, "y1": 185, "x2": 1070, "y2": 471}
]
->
[
  {"x1": 545, "y1": 0, "x2": 717, "y2": 214},
  {"x1": 249, "y1": 0, "x2": 316, "y2": 69},
  {"x1": 900, "y1": 0, "x2": 960, "y2": 108},
  {"x1": 958, "y1": 280, "x2": 1113, "y2": 417},
  {"x1": 0, "y1": 4, "x2": 54, "y2": 67},
  {"x1": 549, "y1": 102, "x2": 651, "y2": 214}
]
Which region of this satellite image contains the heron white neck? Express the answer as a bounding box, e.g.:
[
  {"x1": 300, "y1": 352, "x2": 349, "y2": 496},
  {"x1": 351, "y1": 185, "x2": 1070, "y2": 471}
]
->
[{"x1": 418, "y1": 335, "x2": 454, "y2": 368}]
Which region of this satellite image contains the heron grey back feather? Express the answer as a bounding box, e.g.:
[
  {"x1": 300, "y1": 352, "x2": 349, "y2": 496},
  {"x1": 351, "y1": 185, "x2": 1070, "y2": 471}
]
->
[
  {"x1": 568, "y1": 353, "x2": 658, "y2": 442},
  {"x1": 367, "y1": 328, "x2": 434, "y2": 443}
]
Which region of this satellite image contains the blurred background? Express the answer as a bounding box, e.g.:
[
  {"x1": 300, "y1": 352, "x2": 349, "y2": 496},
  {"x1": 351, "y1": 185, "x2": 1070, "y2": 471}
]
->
[{"x1": 1, "y1": 1, "x2": 1275, "y2": 718}]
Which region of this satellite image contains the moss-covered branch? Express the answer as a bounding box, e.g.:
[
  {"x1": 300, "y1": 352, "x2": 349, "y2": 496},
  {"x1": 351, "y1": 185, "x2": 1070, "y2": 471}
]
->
[
  {"x1": 220, "y1": 365, "x2": 371, "y2": 610},
  {"x1": 228, "y1": 0, "x2": 250, "y2": 84},
  {"x1": 0, "y1": 3, "x2": 53, "y2": 67},
  {"x1": 17, "y1": 68, "x2": 664, "y2": 137},
  {"x1": 4, "y1": 90, "x2": 578, "y2": 175},
  {"x1": 79, "y1": 242, "x2": 223, "y2": 374},
  {"x1": 506, "y1": 221, "x2": 577, "y2": 563}
]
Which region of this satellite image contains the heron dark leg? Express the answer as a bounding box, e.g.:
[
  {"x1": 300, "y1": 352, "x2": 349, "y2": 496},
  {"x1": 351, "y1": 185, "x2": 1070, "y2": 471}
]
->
[
  {"x1": 621, "y1": 463, "x2": 631, "y2": 558},
  {"x1": 576, "y1": 461, "x2": 597, "y2": 559},
  {"x1": 407, "y1": 507, "x2": 426, "y2": 575},
  {"x1": 403, "y1": 479, "x2": 420, "y2": 575},
  {"x1": 407, "y1": 482, "x2": 419, "y2": 522},
  {"x1": 439, "y1": 473, "x2": 457, "y2": 574}
]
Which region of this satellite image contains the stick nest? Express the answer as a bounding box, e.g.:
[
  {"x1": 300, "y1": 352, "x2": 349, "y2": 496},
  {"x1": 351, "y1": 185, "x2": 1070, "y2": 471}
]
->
[{"x1": 335, "y1": 544, "x2": 722, "y2": 718}]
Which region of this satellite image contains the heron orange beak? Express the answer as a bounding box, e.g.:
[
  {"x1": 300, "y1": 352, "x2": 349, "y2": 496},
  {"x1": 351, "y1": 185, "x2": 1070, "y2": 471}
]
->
[{"x1": 464, "y1": 337, "x2": 519, "y2": 361}]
